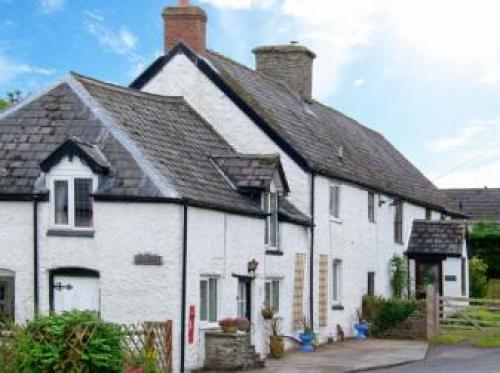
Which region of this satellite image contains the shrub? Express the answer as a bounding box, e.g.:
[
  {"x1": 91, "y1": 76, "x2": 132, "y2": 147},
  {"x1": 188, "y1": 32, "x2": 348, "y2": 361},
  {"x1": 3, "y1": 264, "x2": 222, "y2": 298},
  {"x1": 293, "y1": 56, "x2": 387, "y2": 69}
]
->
[
  {"x1": 362, "y1": 295, "x2": 418, "y2": 336},
  {"x1": 15, "y1": 311, "x2": 124, "y2": 372},
  {"x1": 470, "y1": 257, "x2": 489, "y2": 298},
  {"x1": 469, "y1": 221, "x2": 500, "y2": 278},
  {"x1": 390, "y1": 254, "x2": 407, "y2": 298}
]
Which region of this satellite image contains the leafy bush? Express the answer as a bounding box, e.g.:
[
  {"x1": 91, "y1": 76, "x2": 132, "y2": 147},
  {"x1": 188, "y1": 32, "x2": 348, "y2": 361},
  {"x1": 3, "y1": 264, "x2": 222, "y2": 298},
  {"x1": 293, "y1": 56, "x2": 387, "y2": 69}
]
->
[
  {"x1": 390, "y1": 254, "x2": 407, "y2": 298},
  {"x1": 362, "y1": 295, "x2": 418, "y2": 336},
  {"x1": 469, "y1": 257, "x2": 489, "y2": 298},
  {"x1": 15, "y1": 311, "x2": 124, "y2": 372},
  {"x1": 469, "y1": 221, "x2": 500, "y2": 278}
]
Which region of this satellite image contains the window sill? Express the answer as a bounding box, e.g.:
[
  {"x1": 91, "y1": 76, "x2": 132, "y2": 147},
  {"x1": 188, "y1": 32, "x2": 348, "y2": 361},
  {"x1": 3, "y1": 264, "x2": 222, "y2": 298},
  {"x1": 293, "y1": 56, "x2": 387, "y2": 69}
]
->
[
  {"x1": 331, "y1": 304, "x2": 344, "y2": 311},
  {"x1": 199, "y1": 323, "x2": 220, "y2": 331},
  {"x1": 330, "y1": 217, "x2": 343, "y2": 224},
  {"x1": 265, "y1": 250, "x2": 284, "y2": 256},
  {"x1": 47, "y1": 229, "x2": 95, "y2": 238}
]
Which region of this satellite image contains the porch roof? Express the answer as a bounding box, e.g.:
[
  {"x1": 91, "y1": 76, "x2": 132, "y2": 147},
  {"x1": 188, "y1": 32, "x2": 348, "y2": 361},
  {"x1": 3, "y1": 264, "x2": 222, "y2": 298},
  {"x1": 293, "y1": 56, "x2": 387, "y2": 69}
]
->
[{"x1": 407, "y1": 220, "x2": 467, "y2": 257}]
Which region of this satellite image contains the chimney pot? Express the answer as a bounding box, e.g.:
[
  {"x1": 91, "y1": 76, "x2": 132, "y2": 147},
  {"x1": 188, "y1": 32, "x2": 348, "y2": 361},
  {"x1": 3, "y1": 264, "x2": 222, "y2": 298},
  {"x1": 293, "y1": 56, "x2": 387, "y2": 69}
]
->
[
  {"x1": 253, "y1": 44, "x2": 316, "y2": 101},
  {"x1": 163, "y1": 1, "x2": 207, "y2": 55}
]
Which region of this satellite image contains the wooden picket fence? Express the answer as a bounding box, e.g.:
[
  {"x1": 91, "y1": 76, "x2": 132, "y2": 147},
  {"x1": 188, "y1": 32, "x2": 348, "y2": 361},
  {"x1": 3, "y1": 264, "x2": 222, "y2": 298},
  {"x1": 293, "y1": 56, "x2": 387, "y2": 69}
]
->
[{"x1": 122, "y1": 321, "x2": 173, "y2": 372}]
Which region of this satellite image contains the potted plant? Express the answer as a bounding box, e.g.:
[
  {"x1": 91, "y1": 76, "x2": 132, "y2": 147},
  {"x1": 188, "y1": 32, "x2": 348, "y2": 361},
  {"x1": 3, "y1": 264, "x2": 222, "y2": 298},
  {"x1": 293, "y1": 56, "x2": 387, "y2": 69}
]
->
[
  {"x1": 298, "y1": 317, "x2": 314, "y2": 353},
  {"x1": 218, "y1": 318, "x2": 238, "y2": 333},
  {"x1": 236, "y1": 317, "x2": 250, "y2": 332},
  {"x1": 269, "y1": 317, "x2": 284, "y2": 358},
  {"x1": 261, "y1": 306, "x2": 275, "y2": 320}
]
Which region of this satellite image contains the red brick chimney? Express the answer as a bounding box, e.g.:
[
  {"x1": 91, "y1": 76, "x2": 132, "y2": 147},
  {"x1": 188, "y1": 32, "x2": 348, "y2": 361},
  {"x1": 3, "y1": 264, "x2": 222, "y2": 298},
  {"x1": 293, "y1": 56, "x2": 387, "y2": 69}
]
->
[{"x1": 162, "y1": 0, "x2": 207, "y2": 55}]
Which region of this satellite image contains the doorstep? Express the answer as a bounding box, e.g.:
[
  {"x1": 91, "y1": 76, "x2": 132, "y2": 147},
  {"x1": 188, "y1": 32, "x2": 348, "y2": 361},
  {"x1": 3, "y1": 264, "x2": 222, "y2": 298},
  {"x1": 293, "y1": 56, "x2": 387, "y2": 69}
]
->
[{"x1": 248, "y1": 339, "x2": 428, "y2": 373}]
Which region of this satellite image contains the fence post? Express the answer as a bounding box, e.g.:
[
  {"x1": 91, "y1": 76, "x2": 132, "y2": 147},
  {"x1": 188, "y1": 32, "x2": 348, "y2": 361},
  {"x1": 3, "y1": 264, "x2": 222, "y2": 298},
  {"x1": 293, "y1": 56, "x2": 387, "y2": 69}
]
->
[{"x1": 426, "y1": 285, "x2": 439, "y2": 340}]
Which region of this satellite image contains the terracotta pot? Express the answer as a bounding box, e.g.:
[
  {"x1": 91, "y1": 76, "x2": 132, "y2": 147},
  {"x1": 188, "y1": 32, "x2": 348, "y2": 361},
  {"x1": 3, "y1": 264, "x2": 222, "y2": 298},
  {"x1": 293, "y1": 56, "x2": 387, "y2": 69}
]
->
[
  {"x1": 221, "y1": 326, "x2": 238, "y2": 333},
  {"x1": 269, "y1": 336, "x2": 284, "y2": 358}
]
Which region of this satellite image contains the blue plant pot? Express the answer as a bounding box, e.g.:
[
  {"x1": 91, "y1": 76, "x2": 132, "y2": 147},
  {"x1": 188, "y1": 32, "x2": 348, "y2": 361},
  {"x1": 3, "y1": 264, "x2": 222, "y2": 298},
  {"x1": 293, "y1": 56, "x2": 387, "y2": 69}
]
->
[{"x1": 299, "y1": 333, "x2": 314, "y2": 352}]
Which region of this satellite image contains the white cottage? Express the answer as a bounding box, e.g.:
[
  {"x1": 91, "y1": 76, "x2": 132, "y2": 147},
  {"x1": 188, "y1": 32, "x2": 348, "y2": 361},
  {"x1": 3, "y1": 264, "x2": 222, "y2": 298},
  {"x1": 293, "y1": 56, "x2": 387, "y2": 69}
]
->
[{"x1": 0, "y1": 1, "x2": 469, "y2": 372}]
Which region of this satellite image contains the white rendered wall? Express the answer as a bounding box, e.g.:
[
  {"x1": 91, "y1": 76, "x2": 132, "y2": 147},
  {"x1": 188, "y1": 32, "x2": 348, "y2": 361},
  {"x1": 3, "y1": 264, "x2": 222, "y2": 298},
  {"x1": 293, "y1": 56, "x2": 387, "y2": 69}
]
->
[
  {"x1": 313, "y1": 175, "x2": 431, "y2": 341},
  {"x1": 0, "y1": 201, "x2": 34, "y2": 323},
  {"x1": 142, "y1": 54, "x2": 311, "y2": 214}
]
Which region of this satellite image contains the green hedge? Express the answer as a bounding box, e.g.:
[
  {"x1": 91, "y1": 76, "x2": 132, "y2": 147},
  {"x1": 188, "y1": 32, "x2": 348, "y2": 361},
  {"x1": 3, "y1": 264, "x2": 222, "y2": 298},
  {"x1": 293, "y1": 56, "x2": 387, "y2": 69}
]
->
[{"x1": 362, "y1": 295, "x2": 418, "y2": 336}]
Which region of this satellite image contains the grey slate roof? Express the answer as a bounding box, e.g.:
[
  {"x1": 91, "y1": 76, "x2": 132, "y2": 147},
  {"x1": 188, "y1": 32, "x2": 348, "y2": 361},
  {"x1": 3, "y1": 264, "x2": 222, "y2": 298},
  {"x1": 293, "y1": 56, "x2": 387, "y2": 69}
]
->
[
  {"x1": 407, "y1": 220, "x2": 466, "y2": 257},
  {"x1": 202, "y1": 50, "x2": 454, "y2": 212},
  {"x1": 443, "y1": 188, "x2": 500, "y2": 221},
  {"x1": 211, "y1": 153, "x2": 289, "y2": 193},
  {"x1": 0, "y1": 73, "x2": 309, "y2": 223}
]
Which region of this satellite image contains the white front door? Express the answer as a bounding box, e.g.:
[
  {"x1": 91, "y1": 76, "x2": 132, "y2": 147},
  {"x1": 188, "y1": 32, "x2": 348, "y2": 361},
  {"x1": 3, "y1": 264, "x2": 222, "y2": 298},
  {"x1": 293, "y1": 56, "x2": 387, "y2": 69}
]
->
[{"x1": 53, "y1": 276, "x2": 100, "y2": 314}]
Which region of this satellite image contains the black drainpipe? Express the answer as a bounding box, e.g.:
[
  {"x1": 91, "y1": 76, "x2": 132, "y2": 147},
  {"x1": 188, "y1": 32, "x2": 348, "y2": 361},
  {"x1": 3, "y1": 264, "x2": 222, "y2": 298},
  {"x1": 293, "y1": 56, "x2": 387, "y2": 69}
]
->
[
  {"x1": 309, "y1": 172, "x2": 315, "y2": 330},
  {"x1": 33, "y1": 198, "x2": 39, "y2": 316},
  {"x1": 180, "y1": 201, "x2": 188, "y2": 373}
]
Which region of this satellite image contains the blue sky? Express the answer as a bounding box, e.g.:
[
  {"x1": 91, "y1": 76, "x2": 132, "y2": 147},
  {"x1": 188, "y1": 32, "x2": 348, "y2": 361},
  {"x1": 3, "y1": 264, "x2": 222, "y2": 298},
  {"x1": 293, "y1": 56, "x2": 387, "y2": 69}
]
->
[{"x1": 1, "y1": 0, "x2": 500, "y2": 188}]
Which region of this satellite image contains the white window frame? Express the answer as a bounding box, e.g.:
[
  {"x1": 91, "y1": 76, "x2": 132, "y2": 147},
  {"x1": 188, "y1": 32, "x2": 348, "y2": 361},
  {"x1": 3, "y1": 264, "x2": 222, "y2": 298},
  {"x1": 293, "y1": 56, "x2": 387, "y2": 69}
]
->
[
  {"x1": 264, "y1": 278, "x2": 280, "y2": 312},
  {"x1": 49, "y1": 176, "x2": 96, "y2": 231},
  {"x1": 394, "y1": 200, "x2": 404, "y2": 244},
  {"x1": 200, "y1": 276, "x2": 219, "y2": 325},
  {"x1": 332, "y1": 259, "x2": 343, "y2": 305},
  {"x1": 329, "y1": 184, "x2": 341, "y2": 222},
  {"x1": 263, "y1": 192, "x2": 279, "y2": 250}
]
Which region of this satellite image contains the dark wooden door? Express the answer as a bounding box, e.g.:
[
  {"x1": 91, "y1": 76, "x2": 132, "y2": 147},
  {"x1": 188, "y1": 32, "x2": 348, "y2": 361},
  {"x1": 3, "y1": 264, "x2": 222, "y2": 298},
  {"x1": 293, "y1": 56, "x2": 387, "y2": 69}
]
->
[{"x1": 415, "y1": 259, "x2": 443, "y2": 299}]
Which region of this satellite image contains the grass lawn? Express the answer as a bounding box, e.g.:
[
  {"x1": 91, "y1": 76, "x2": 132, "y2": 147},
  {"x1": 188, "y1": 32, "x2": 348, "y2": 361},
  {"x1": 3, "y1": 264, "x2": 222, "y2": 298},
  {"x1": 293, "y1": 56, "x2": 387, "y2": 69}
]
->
[
  {"x1": 436, "y1": 307, "x2": 500, "y2": 347},
  {"x1": 488, "y1": 279, "x2": 500, "y2": 299}
]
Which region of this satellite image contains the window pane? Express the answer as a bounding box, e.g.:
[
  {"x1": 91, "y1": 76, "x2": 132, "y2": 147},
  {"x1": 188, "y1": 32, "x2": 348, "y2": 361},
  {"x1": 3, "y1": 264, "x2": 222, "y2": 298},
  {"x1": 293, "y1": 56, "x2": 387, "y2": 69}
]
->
[
  {"x1": 332, "y1": 262, "x2": 338, "y2": 301},
  {"x1": 264, "y1": 282, "x2": 271, "y2": 308},
  {"x1": 368, "y1": 272, "x2": 375, "y2": 296},
  {"x1": 272, "y1": 280, "x2": 279, "y2": 311},
  {"x1": 54, "y1": 180, "x2": 68, "y2": 225},
  {"x1": 200, "y1": 280, "x2": 207, "y2": 321},
  {"x1": 269, "y1": 193, "x2": 278, "y2": 247},
  {"x1": 461, "y1": 258, "x2": 466, "y2": 296},
  {"x1": 263, "y1": 194, "x2": 269, "y2": 245},
  {"x1": 330, "y1": 186, "x2": 340, "y2": 218},
  {"x1": 368, "y1": 192, "x2": 375, "y2": 222},
  {"x1": 208, "y1": 278, "x2": 217, "y2": 322},
  {"x1": 74, "y1": 178, "x2": 93, "y2": 227}
]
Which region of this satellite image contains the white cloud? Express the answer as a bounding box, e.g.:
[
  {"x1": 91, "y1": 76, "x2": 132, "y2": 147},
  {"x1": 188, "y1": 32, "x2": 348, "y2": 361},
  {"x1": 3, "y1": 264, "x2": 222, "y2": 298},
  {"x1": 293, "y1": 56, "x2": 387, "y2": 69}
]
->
[
  {"x1": 86, "y1": 23, "x2": 137, "y2": 55},
  {"x1": 0, "y1": 54, "x2": 55, "y2": 85},
  {"x1": 201, "y1": 0, "x2": 276, "y2": 9},
  {"x1": 84, "y1": 10, "x2": 104, "y2": 22},
  {"x1": 84, "y1": 15, "x2": 144, "y2": 79},
  {"x1": 353, "y1": 78, "x2": 365, "y2": 88},
  {"x1": 39, "y1": 0, "x2": 65, "y2": 13},
  {"x1": 426, "y1": 118, "x2": 500, "y2": 187}
]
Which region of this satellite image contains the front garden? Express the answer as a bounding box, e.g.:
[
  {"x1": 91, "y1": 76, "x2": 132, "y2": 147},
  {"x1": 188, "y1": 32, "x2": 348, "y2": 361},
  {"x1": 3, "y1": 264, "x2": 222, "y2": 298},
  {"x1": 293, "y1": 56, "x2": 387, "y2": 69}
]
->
[{"x1": 0, "y1": 311, "x2": 172, "y2": 373}]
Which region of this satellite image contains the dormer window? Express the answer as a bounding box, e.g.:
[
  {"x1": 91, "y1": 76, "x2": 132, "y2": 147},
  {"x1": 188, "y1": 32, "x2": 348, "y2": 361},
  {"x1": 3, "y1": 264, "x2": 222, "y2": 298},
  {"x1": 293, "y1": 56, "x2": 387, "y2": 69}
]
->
[
  {"x1": 263, "y1": 192, "x2": 279, "y2": 249},
  {"x1": 53, "y1": 177, "x2": 94, "y2": 229}
]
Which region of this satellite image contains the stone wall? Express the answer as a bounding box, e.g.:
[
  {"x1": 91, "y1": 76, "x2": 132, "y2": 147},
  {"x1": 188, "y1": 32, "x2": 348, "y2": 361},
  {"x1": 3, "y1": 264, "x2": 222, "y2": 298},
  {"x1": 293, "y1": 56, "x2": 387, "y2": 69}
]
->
[{"x1": 204, "y1": 331, "x2": 264, "y2": 370}]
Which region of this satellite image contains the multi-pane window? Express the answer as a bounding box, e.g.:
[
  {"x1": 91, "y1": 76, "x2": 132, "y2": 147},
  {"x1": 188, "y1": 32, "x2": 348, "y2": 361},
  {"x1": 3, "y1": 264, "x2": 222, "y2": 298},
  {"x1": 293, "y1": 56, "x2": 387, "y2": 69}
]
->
[
  {"x1": 367, "y1": 272, "x2": 375, "y2": 296},
  {"x1": 264, "y1": 279, "x2": 280, "y2": 312},
  {"x1": 53, "y1": 178, "x2": 94, "y2": 228},
  {"x1": 200, "y1": 277, "x2": 218, "y2": 322},
  {"x1": 264, "y1": 192, "x2": 279, "y2": 249},
  {"x1": 332, "y1": 260, "x2": 342, "y2": 304},
  {"x1": 368, "y1": 192, "x2": 375, "y2": 222},
  {"x1": 394, "y1": 200, "x2": 404, "y2": 244},
  {"x1": 329, "y1": 185, "x2": 340, "y2": 219}
]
